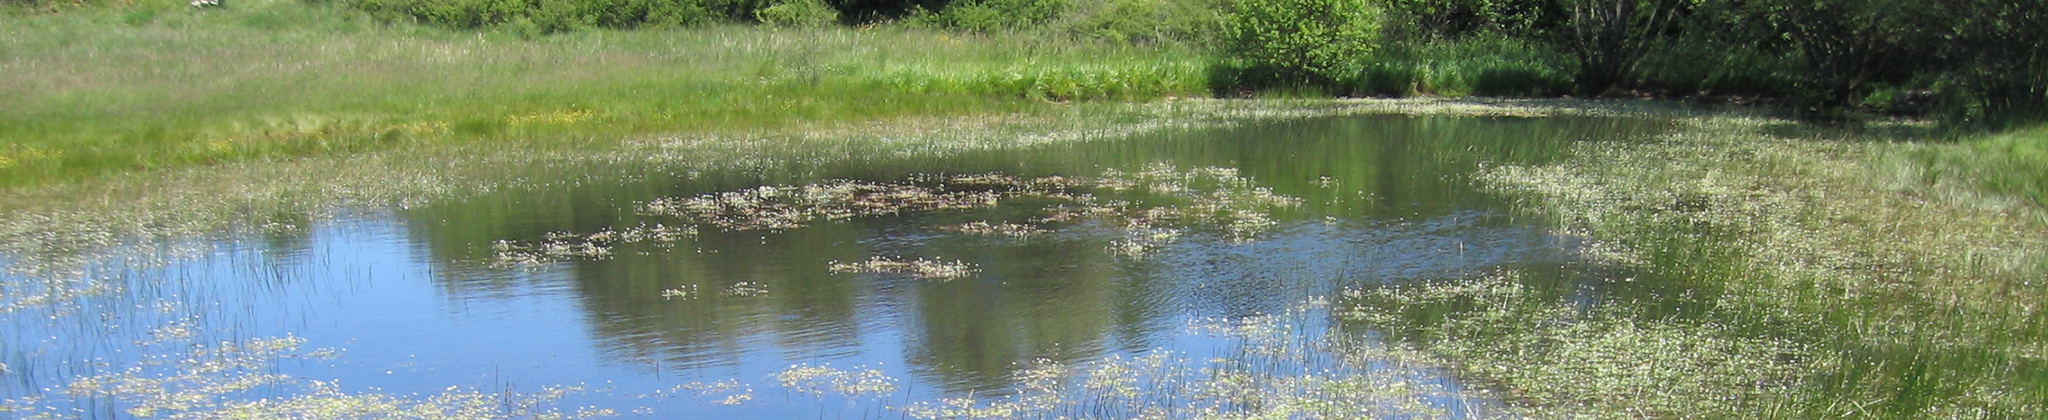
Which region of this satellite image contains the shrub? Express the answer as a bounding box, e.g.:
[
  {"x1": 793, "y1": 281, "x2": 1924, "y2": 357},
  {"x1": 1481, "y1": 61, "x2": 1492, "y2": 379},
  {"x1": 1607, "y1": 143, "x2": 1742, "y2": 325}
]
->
[
  {"x1": 1054, "y1": 0, "x2": 1220, "y2": 45},
  {"x1": 1220, "y1": 0, "x2": 1380, "y2": 86},
  {"x1": 347, "y1": 0, "x2": 721, "y2": 31},
  {"x1": 754, "y1": 0, "x2": 835, "y2": 26},
  {"x1": 908, "y1": 0, "x2": 1064, "y2": 33}
]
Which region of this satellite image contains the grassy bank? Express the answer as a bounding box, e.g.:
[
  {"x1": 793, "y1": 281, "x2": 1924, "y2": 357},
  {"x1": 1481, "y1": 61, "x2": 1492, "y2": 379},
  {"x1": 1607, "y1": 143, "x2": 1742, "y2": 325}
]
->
[
  {"x1": 0, "y1": 0, "x2": 1209, "y2": 187},
  {"x1": 1347, "y1": 114, "x2": 2048, "y2": 418},
  {"x1": 1889, "y1": 126, "x2": 2048, "y2": 210}
]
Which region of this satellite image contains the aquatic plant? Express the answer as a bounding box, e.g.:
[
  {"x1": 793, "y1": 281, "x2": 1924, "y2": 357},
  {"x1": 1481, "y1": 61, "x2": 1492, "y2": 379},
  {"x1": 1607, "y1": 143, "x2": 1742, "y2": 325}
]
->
[
  {"x1": 488, "y1": 223, "x2": 696, "y2": 269},
  {"x1": 641, "y1": 181, "x2": 1004, "y2": 231},
  {"x1": 0, "y1": 336, "x2": 611, "y2": 420},
  {"x1": 828, "y1": 256, "x2": 982, "y2": 281},
  {"x1": 0, "y1": 99, "x2": 1740, "y2": 419},
  {"x1": 940, "y1": 221, "x2": 1050, "y2": 238},
  {"x1": 722, "y1": 281, "x2": 770, "y2": 297},
  {"x1": 772, "y1": 364, "x2": 898, "y2": 398},
  {"x1": 644, "y1": 380, "x2": 754, "y2": 406},
  {"x1": 1454, "y1": 115, "x2": 2048, "y2": 418},
  {"x1": 659, "y1": 284, "x2": 700, "y2": 300},
  {"x1": 1343, "y1": 271, "x2": 1806, "y2": 418}
]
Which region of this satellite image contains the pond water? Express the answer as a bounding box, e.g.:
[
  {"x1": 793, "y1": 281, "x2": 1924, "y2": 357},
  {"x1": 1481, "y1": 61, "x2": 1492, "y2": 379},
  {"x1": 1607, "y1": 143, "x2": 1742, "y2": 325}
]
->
[{"x1": 0, "y1": 114, "x2": 1669, "y2": 419}]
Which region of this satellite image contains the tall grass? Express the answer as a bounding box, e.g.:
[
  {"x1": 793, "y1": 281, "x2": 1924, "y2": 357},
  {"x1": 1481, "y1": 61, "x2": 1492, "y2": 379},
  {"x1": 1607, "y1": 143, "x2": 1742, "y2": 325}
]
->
[
  {"x1": 1886, "y1": 125, "x2": 2048, "y2": 210},
  {"x1": 0, "y1": 0, "x2": 1209, "y2": 187},
  {"x1": 1208, "y1": 36, "x2": 1572, "y2": 98},
  {"x1": 1364, "y1": 115, "x2": 2048, "y2": 418}
]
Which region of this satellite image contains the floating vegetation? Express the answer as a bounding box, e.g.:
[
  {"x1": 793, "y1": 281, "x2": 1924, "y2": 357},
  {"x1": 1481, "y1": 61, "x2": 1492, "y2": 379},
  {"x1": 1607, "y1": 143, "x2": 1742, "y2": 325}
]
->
[
  {"x1": 659, "y1": 284, "x2": 700, "y2": 300},
  {"x1": 722, "y1": 282, "x2": 770, "y2": 297},
  {"x1": 488, "y1": 223, "x2": 696, "y2": 269},
  {"x1": 485, "y1": 164, "x2": 1303, "y2": 271},
  {"x1": 644, "y1": 380, "x2": 754, "y2": 406},
  {"x1": 641, "y1": 182, "x2": 1004, "y2": 231},
  {"x1": 491, "y1": 239, "x2": 613, "y2": 268},
  {"x1": 0, "y1": 336, "x2": 611, "y2": 420},
  {"x1": 828, "y1": 256, "x2": 981, "y2": 281},
  {"x1": 1107, "y1": 227, "x2": 1183, "y2": 258},
  {"x1": 1092, "y1": 165, "x2": 1301, "y2": 244},
  {"x1": 772, "y1": 364, "x2": 898, "y2": 398},
  {"x1": 940, "y1": 221, "x2": 1049, "y2": 238},
  {"x1": 634, "y1": 164, "x2": 1300, "y2": 260}
]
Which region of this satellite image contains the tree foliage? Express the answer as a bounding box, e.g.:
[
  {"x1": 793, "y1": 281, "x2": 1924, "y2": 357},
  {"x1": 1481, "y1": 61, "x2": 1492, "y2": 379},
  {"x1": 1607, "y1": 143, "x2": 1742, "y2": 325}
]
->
[{"x1": 1221, "y1": 0, "x2": 1381, "y2": 85}]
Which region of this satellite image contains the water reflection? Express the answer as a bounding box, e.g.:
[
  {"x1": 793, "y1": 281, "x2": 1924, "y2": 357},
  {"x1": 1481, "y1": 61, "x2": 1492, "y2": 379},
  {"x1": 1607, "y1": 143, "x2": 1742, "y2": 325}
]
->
[
  {"x1": 397, "y1": 114, "x2": 1665, "y2": 391},
  {"x1": 0, "y1": 114, "x2": 1669, "y2": 418}
]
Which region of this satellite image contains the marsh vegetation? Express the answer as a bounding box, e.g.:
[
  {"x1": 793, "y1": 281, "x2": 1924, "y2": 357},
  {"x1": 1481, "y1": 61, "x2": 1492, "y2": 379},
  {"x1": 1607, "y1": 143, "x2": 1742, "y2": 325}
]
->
[
  {"x1": 4, "y1": 0, "x2": 2048, "y2": 417},
  {"x1": 0, "y1": 88, "x2": 2044, "y2": 420}
]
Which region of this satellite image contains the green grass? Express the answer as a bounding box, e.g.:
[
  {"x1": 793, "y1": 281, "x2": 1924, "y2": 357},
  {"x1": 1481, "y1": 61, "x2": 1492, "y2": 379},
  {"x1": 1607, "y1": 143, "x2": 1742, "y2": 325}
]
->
[
  {"x1": 1348, "y1": 114, "x2": 2048, "y2": 419},
  {"x1": 1207, "y1": 35, "x2": 1573, "y2": 98},
  {"x1": 1888, "y1": 125, "x2": 2048, "y2": 210},
  {"x1": 0, "y1": 0, "x2": 1211, "y2": 187}
]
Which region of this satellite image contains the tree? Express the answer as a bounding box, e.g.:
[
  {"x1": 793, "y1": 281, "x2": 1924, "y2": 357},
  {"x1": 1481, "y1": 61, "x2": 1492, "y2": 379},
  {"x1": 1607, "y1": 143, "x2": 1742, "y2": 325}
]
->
[{"x1": 1561, "y1": 0, "x2": 1689, "y2": 95}]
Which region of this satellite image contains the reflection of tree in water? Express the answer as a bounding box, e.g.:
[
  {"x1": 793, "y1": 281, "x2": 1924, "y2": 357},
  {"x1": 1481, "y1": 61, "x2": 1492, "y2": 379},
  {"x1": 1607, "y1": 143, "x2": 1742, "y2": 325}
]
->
[
  {"x1": 567, "y1": 223, "x2": 869, "y2": 371},
  {"x1": 393, "y1": 114, "x2": 1672, "y2": 393},
  {"x1": 905, "y1": 236, "x2": 1161, "y2": 391}
]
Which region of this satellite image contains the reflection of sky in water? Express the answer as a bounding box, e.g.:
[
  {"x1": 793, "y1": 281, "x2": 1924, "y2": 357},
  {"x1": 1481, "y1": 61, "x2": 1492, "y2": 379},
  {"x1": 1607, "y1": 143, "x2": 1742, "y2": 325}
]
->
[
  {"x1": 0, "y1": 115, "x2": 1667, "y2": 418},
  {"x1": 2, "y1": 211, "x2": 1553, "y2": 418}
]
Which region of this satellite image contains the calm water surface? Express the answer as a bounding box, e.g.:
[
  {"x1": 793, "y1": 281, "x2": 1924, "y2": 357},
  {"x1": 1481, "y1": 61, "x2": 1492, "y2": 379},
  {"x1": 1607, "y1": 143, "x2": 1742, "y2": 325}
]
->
[{"x1": 0, "y1": 115, "x2": 1668, "y2": 418}]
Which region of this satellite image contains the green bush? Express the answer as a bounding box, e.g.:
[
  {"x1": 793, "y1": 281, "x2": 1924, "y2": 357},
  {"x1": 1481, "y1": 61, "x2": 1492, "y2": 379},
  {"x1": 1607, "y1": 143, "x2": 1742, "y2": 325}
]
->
[
  {"x1": 1377, "y1": 0, "x2": 1558, "y2": 39},
  {"x1": 1220, "y1": 0, "x2": 1380, "y2": 86},
  {"x1": 753, "y1": 0, "x2": 834, "y2": 26},
  {"x1": 907, "y1": 0, "x2": 1064, "y2": 33},
  {"x1": 347, "y1": 0, "x2": 719, "y2": 31},
  {"x1": 1053, "y1": 0, "x2": 1219, "y2": 45}
]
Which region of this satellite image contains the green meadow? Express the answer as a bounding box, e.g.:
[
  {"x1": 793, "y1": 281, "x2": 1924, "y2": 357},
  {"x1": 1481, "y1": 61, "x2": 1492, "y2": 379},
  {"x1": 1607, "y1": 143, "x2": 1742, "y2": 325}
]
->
[{"x1": 0, "y1": 0, "x2": 1214, "y2": 186}]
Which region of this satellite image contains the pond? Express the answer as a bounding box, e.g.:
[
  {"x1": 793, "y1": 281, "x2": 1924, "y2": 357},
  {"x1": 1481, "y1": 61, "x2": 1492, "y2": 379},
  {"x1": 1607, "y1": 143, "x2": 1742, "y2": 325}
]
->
[{"x1": 0, "y1": 114, "x2": 1671, "y2": 419}]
